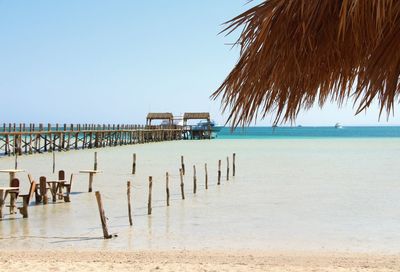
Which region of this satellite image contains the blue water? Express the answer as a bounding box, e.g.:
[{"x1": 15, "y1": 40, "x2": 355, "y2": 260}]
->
[{"x1": 217, "y1": 126, "x2": 400, "y2": 139}]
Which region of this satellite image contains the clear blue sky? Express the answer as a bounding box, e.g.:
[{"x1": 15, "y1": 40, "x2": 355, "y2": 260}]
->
[{"x1": 0, "y1": 1, "x2": 398, "y2": 126}]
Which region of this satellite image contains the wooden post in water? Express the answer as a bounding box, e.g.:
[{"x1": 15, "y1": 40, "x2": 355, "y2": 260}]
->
[
  {"x1": 226, "y1": 156, "x2": 230, "y2": 181},
  {"x1": 205, "y1": 163, "x2": 208, "y2": 189},
  {"x1": 127, "y1": 181, "x2": 133, "y2": 226},
  {"x1": 14, "y1": 150, "x2": 18, "y2": 170},
  {"x1": 148, "y1": 176, "x2": 153, "y2": 215},
  {"x1": 179, "y1": 168, "x2": 185, "y2": 200},
  {"x1": 181, "y1": 155, "x2": 185, "y2": 175},
  {"x1": 166, "y1": 172, "x2": 170, "y2": 206},
  {"x1": 132, "y1": 153, "x2": 136, "y2": 175},
  {"x1": 233, "y1": 153, "x2": 236, "y2": 177},
  {"x1": 193, "y1": 165, "x2": 197, "y2": 194},
  {"x1": 95, "y1": 191, "x2": 112, "y2": 239},
  {"x1": 88, "y1": 173, "x2": 94, "y2": 193},
  {"x1": 94, "y1": 152, "x2": 98, "y2": 171},
  {"x1": 39, "y1": 176, "x2": 48, "y2": 204},
  {"x1": 218, "y1": 160, "x2": 221, "y2": 185},
  {"x1": 52, "y1": 152, "x2": 56, "y2": 174}
]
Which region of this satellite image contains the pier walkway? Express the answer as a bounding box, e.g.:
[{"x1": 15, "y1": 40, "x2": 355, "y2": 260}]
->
[{"x1": 0, "y1": 123, "x2": 184, "y2": 156}]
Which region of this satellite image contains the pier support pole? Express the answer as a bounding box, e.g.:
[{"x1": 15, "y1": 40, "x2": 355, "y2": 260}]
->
[
  {"x1": 127, "y1": 181, "x2": 133, "y2": 226},
  {"x1": 193, "y1": 165, "x2": 197, "y2": 194},
  {"x1": 132, "y1": 153, "x2": 136, "y2": 175},
  {"x1": 205, "y1": 163, "x2": 208, "y2": 189},
  {"x1": 148, "y1": 176, "x2": 153, "y2": 215},
  {"x1": 233, "y1": 153, "x2": 236, "y2": 177},
  {"x1": 218, "y1": 160, "x2": 221, "y2": 185},
  {"x1": 39, "y1": 176, "x2": 48, "y2": 205},
  {"x1": 181, "y1": 155, "x2": 185, "y2": 175},
  {"x1": 95, "y1": 191, "x2": 112, "y2": 239},
  {"x1": 180, "y1": 168, "x2": 185, "y2": 200},
  {"x1": 166, "y1": 172, "x2": 170, "y2": 206},
  {"x1": 88, "y1": 173, "x2": 94, "y2": 193},
  {"x1": 52, "y1": 152, "x2": 56, "y2": 174},
  {"x1": 14, "y1": 151, "x2": 18, "y2": 170},
  {"x1": 227, "y1": 156, "x2": 230, "y2": 181},
  {"x1": 94, "y1": 152, "x2": 98, "y2": 171}
]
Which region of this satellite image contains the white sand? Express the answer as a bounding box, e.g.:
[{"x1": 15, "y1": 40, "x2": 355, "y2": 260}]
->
[{"x1": 1, "y1": 251, "x2": 400, "y2": 271}]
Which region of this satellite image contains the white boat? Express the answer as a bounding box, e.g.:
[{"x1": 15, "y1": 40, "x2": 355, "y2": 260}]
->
[
  {"x1": 192, "y1": 120, "x2": 222, "y2": 138},
  {"x1": 334, "y1": 122, "x2": 343, "y2": 129}
]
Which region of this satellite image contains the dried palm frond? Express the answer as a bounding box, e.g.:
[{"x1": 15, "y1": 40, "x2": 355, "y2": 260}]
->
[{"x1": 212, "y1": 0, "x2": 400, "y2": 125}]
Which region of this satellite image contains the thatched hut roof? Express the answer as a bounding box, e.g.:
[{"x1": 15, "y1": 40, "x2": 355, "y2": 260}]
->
[
  {"x1": 183, "y1": 112, "x2": 210, "y2": 120},
  {"x1": 146, "y1": 113, "x2": 173, "y2": 120},
  {"x1": 212, "y1": 0, "x2": 400, "y2": 125}
]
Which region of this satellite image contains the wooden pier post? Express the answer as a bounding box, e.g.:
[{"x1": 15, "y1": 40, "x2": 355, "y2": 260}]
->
[
  {"x1": 88, "y1": 173, "x2": 94, "y2": 193},
  {"x1": 179, "y1": 168, "x2": 185, "y2": 200},
  {"x1": 52, "y1": 152, "x2": 56, "y2": 174},
  {"x1": 205, "y1": 163, "x2": 208, "y2": 189},
  {"x1": 127, "y1": 181, "x2": 133, "y2": 226},
  {"x1": 233, "y1": 153, "x2": 236, "y2": 177},
  {"x1": 95, "y1": 191, "x2": 112, "y2": 239},
  {"x1": 39, "y1": 176, "x2": 48, "y2": 204},
  {"x1": 166, "y1": 172, "x2": 170, "y2": 206},
  {"x1": 14, "y1": 149, "x2": 18, "y2": 170},
  {"x1": 94, "y1": 152, "x2": 98, "y2": 171},
  {"x1": 227, "y1": 156, "x2": 230, "y2": 181},
  {"x1": 193, "y1": 165, "x2": 197, "y2": 194},
  {"x1": 181, "y1": 155, "x2": 185, "y2": 175},
  {"x1": 132, "y1": 153, "x2": 136, "y2": 175},
  {"x1": 218, "y1": 160, "x2": 221, "y2": 185},
  {"x1": 148, "y1": 176, "x2": 153, "y2": 215}
]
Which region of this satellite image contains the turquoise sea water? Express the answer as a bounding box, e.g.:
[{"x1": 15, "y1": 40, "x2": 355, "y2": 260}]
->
[{"x1": 217, "y1": 126, "x2": 400, "y2": 139}]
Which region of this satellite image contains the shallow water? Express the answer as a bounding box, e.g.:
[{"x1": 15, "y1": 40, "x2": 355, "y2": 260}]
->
[{"x1": 0, "y1": 139, "x2": 400, "y2": 253}]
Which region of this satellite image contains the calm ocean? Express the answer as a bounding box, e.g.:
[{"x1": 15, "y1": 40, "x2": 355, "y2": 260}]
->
[{"x1": 217, "y1": 126, "x2": 400, "y2": 139}]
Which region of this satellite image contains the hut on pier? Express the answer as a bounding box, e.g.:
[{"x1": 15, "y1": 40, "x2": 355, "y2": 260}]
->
[
  {"x1": 146, "y1": 113, "x2": 173, "y2": 126},
  {"x1": 183, "y1": 112, "x2": 211, "y2": 139}
]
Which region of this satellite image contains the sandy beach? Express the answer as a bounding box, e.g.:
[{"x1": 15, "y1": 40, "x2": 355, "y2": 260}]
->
[{"x1": 1, "y1": 250, "x2": 400, "y2": 271}]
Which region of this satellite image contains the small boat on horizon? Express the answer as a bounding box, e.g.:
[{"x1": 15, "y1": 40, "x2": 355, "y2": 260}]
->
[{"x1": 335, "y1": 122, "x2": 343, "y2": 129}]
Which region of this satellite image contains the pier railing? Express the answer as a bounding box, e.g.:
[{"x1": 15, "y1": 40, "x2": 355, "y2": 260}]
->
[{"x1": 0, "y1": 123, "x2": 184, "y2": 156}]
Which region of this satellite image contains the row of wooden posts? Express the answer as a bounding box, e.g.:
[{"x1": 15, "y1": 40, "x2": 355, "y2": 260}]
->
[{"x1": 95, "y1": 153, "x2": 237, "y2": 239}]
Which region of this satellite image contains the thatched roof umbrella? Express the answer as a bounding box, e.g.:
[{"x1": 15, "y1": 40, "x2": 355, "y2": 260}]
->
[{"x1": 212, "y1": 0, "x2": 400, "y2": 125}]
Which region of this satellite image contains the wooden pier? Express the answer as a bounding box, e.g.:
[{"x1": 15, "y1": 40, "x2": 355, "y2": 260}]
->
[{"x1": 0, "y1": 123, "x2": 183, "y2": 156}]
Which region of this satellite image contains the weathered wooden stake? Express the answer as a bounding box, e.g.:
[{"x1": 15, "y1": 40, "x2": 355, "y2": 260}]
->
[
  {"x1": 148, "y1": 176, "x2": 153, "y2": 215},
  {"x1": 95, "y1": 191, "x2": 112, "y2": 239},
  {"x1": 39, "y1": 176, "x2": 48, "y2": 204},
  {"x1": 14, "y1": 152, "x2": 18, "y2": 170},
  {"x1": 205, "y1": 163, "x2": 208, "y2": 189},
  {"x1": 94, "y1": 152, "x2": 98, "y2": 170},
  {"x1": 127, "y1": 181, "x2": 133, "y2": 226},
  {"x1": 233, "y1": 153, "x2": 236, "y2": 177},
  {"x1": 181, "y1": 155, "x2": 185, "y2": 175},
  {"x1": 132, "y1": 153, "x2": 136, "y2": 175},
  {"x1": 52, "y1": 152, "x2": 56, "y2": 174},
  {"x1": 166, "y1": 172, "x2": 170, "y2": 206},
  {"x1": 193, "y1": 165, "x2": 197, "y2": 194},
  {"x1": 179, "y1": 168, "x2": 185, "y2": 200},
  {"x1": 227, "y1": 156, "x2": 230, "y2": 181},
  {"x1": 88, "y1": 173, "x2": 94, "y2": 193},
  {"x1": 218, "y1": 160, "x2": 221, "y2": 185}
]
